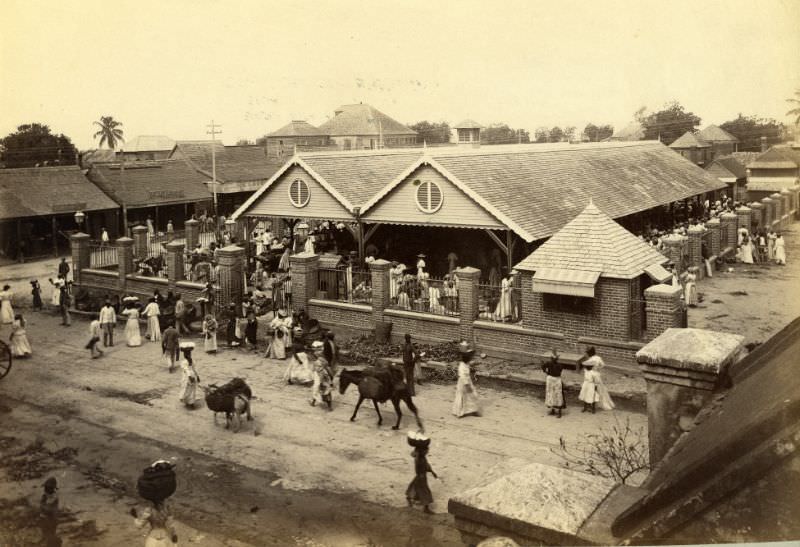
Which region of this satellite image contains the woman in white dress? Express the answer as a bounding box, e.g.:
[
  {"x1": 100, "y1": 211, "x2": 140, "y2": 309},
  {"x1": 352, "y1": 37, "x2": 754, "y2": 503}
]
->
[
  {"x1": 9, "y1": 314, "x2": 32, "y2": 357},
  {"x1": 267, "y1": 310, "x2": 290, "y2": 359},
  {"x1": 203, "y1": 314, "x2": 218, "y2": 353},
  {"x1": 774, "y1": 233, "x2": 787, "y2": 265},
  {"x1": 178, "y1": 343, "x2": 200, "y2": 407},
  {"x1": 416, "y1": 254, "x2": 426, "y2": 280},
  {"x1": 389, "y1": 263, "x2": 400, "y2": 302},
  {"x1": 49, "y1": 277, "x2": 64, "y2": 308},
  {"x1": 428, "y1": 282, "x2": 443, "y2": 315},
  {"x1": 142, "y1": 298, "x2": 161, "y2": 342},
  {"x1": 494, "y1": 277, "x2": 512, "y2": 321},
  {"x1": 740, "y1": 235, "x2": 754, "y2": 264},
  {"x1": 684, "y1": 268, "x2": 699, "y2": 307},
  {"x1": 578, "y1": 347, "x2": 614, "y2": 413},
  {"x1": 283, "y1": 342, "x2": 314, "y2": 385},
  {"x1": 121, "y1": 301, "x2": 143, "y2": 347},
  {"x1": 768, "y1": 230, "x2": 777, "y2": 260},
  {"x1": 452, "y1": 343, "x2": 480, "y2": 418},
  {"x1": 0, "y1": 285, "x2": 14, "y2": 324}
]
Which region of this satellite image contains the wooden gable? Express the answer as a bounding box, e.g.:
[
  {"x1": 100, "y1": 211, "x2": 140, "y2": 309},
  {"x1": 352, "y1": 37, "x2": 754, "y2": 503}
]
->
[
  {"x1": 361, "y1": 164, "x2": 505, "y2": 229},
  {"x1": 243, "y1": 164, "x2": 353, "y2": 220}
]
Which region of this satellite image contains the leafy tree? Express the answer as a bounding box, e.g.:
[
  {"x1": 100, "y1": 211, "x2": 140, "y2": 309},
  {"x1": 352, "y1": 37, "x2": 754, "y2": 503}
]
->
[
  {"x1": 548, "y1": 126, "x2": 565, "y2": 143},
  {"x1": 0, "y1": 123, "x2": 78, "y2": 168},
  {"x1": 534, "y1": 127, "x2": 549, "y2": 143},
  {"x1": 564, "y1": 126, "x2": 577, "y2": 142},
  {"x1": 236, "y1": 139, "x2": 255, "y2": 145},
  {"x1": 583, "y1": 123, "x2": 614, "y2": 142},
  {"x1": 787, "y1": 88, "x2": 800, "y2": 126},
  {"x1": 481, "y1": 123, "x2": 530, "y2": 145},
  {"x1": 408, "y1": 121, "x2": 451, "y2": 144},
  {"x1": 639, "y1": 101, "x2": 701, "y2": 145},
  {"x1": 93, "y1": 116, "x2": 124, "y2": 149},
  {"x1": 719, "y1": 114, "x2": 785, "y2": 152}
]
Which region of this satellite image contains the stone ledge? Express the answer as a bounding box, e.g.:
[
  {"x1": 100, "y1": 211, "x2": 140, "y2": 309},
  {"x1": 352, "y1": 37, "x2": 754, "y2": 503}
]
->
[
  {"x1": 384, "y1": 308, "x2": 460, "y2": 324},
  {"x1": 127, "y1": 274, "x2": 169, "y2": 285},
  {"x1": 83, "y1": 268, "x2": 117, "y2": 277},
  {"x1": 308, "y1": 299, "x2": 372, "y2": 313},
  {"x1": 473, "y1": 320, "x2": 530, "y2": 334},
  {"x1": 578, "y1": 336, "x2": 645, "y2": 352}
]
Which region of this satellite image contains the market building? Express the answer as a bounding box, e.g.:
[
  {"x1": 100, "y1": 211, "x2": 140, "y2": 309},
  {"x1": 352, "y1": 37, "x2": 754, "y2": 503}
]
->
[{"x1": 0, "y1": 165, "x2": 118, "y2": 260}]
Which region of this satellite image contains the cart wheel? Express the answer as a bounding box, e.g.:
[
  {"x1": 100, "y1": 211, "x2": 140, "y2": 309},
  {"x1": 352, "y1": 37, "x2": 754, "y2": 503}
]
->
[{"x1": 0, "y1": 341, "x2": 11, "y2": 379}]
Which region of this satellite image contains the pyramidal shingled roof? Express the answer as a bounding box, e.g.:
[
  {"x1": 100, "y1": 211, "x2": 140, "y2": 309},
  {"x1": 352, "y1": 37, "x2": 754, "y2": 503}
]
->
[
  {"x1": 698, "y1": 125, "x2": 739, "y2": 143},
  {"x1": 514, "y1": 202, "x2": 668, "y2": 278},
  {"x1": 669, "y1": 131, "x2": 710, "y2": 149},
  {"x1": 268, "y1": 120, "x2": 326, "y2": 137},
  {"x1": 318, "y1": 104, "x2": 416, "y2": 136}
]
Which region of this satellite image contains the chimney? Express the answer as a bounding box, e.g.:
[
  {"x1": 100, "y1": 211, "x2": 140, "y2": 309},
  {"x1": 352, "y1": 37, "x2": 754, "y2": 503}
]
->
[{"x1": 761, "y1": 136, "x2": 768, "y2": 152}]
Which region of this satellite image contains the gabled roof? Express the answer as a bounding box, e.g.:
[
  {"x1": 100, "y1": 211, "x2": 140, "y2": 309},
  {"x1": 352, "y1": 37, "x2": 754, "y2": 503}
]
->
[
  {"x1": 119, "y1": 135, "x2": 175, "y2": 152},
  {"x1": 80, "y1": 148, "x2": 117, "y2": 167},
  {"x1": 170, "y1": 141, "x2": 285, "y2": 185},
  {"x1": 747, "y1": 146, "x2": 800, "y2": 169},
  {"x1": 318, "y1": 104, "x2": 417, "y2": 136},
  {"x1": 453, "y1": 119, "x2": 483, "y2": 129},
  {"x1": 669, "y1": 131, "x2": 710, "y2": 149},
  {"x1": 0, "y1": 166, "x2": 118, "y2": 220},
  {"x1": 86, "y1": 160, "x2": 211, "y2": 207},
  {"x1": 697, "y1": 125, "x2": 739, "y2": 143},
  {"x1": 513, "y1": 202, "x2": 667, "y2": 278},
  {"x1": 613, "y1": 317, "x2": 800, "y2": 541},
  {"x1": 706, "y1": 156, "x2": 748, "y2": 180},
  {"x1": 267, "y1": 120, "x2": 326, "y2": 138},
  {"x1": 608, "y1": 122, "x2": 644, "y2": 141}
]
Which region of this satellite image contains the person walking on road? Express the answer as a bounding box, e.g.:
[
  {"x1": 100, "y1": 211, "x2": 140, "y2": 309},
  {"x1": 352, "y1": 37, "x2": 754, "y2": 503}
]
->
[
  {"x1": 406, "y1": 432, "x2": 439, "y2": 514},
  {"x1": 86, "y1": 313, "x2": 104, "y2": 359},
  {"x1": 121, "y1": 298, "x2": 142, "y2": 347},
  {"x1": 39, "y1": 477, "x2": 61, "y2": 547},
  {"x1": 99, "y1": 299, "x2": 117, "y2": 347},
  {"x1": 143, "y1": 298, "x2": 161, "y2": 342},
  {"x1": 309, "y1": 341, "x2": 334, "y2": 410},
  {"x1": 542, "y1": 350, "x2": 565, "y2": 418},
  {"x1": 162, "y1": 322, "x2": 180, "y2": 373},
  {"x1": 775, "y1": 232, "x2": 787, "y2": 265},
  {"x1": 10, "y1": 314, "x2": 32, "y2": 358},
  {"x1": 452, "y1": 342, "x2": 480, "y2": 418},
  {"x1": 31, "y1": 280, "x2": 43, "y2": 311},
  {"x1": 203, "y1": 314, "x2": 218, "y2": 354},
  {"x1": 578, "y1": 347, "x2": 614, "y2": 413},
  {"x1": 0, "y1": 284, "x2": 14, "y2": 324},
  {"x1": 179, "y1": 342, "x2": 200, "y2": 408}
]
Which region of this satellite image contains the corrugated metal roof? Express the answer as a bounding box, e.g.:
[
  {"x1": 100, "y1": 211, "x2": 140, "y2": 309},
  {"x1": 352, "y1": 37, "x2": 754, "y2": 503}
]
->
[
  {"x1": 87, "y1": 160, "x2": 211, "y2": 207},
  {"x1": 747, "y1": 179, "x2": 800, "y2": 192},
  {"x1": 706, "y1": 156, "x2": 748, "y2": 180},
  {"x1": 318, "y1": 104, "x2": 417, "y2": 136},
  {"x1": 0, "y1": 166, "x2": 118, "y2": 220},
  {"x1": 514, "y1": 202, "x2": 668, "y2": 278},
  {"x1": 669, "y1": 131, "x2": 710, "y2": 148},
  {"x1": 697, "y1": 125, "x2": 739, "y2": 143}
]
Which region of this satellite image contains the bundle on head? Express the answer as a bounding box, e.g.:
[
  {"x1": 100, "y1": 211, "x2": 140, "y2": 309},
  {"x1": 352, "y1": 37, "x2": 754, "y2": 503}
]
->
[{"x1": 137, "y1": 461, "x2": 176, "y2": 503}]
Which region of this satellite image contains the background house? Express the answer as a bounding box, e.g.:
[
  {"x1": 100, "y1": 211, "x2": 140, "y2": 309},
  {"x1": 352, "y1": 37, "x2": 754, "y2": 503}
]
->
[
  {"x1": 317, "y1": 103, "x2": 417, "y2": 150},
  {"x1": 117, "y1": 135, "x2": 176, "y2": 161},
  {"x1": 697, "y1": 124, "x2": 739, "y2": 158},
  {"x1": 669, "y1": 131, "x2": 712, "y2": 167},
  {"x1": 745, "y1": 144, "x2": 800, "y2": 201},
  {"x1": 264, "y1": 120, "x2": 332, "y2": 160}
]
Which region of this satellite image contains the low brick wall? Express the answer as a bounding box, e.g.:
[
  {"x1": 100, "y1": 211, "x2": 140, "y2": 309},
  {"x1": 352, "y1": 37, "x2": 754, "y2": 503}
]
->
[
  {"x1": 383, "y1": 308, "x2": 461, "y2": 344},
  {"x1": 125, "y1": 275, "x2": 169, "y2": 301},
  {"x1": 78, "y1": 269, "x2": 207, "y2": 308},
  {"x1": 308, "y1": 299, "x2": 373, "y2": 332},
  {"x1": 80, "y1": 269, "x2": 119, "y2": 295}
]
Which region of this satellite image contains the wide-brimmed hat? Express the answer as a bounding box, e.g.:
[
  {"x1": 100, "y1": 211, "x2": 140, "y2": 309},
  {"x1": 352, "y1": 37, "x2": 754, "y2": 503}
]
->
[
  {"x1": 417, "y1": 253, "x2": 426, "y2": 258},
  {"x1": 122, "y1": 296, "x2": 139, "y2": 302},
  {"x1": 458, "y1": 341, "x2": 475, "y2": 356},
  {"x1": 179, "y1": 341, "x2": 195, "y2": 350}
]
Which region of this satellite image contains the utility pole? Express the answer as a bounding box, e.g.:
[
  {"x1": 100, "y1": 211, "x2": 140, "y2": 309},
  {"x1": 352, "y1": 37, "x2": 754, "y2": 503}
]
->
[{"x1": 206, "y1": 120, "x2": 222, "y2": 237}]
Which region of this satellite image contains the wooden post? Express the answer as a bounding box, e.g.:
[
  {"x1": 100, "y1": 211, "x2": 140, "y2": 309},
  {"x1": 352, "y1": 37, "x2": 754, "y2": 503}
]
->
[
  {"x1": 52, "y1": 216, "x2": 58, "y2": 257},
  {"x1": 155, "y1": 206, "x2": 160, "y2": 233},
  {"x1": 506, "y1": 230, "x2": 513, "y2": 272},
  {"x1": 16, "y1": 219, "x2": 23, "y2": 263}
]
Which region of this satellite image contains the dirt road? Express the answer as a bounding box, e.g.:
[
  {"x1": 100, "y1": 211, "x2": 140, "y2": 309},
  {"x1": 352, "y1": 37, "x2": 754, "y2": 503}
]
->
[{"x1": 0, "y1": 311, "x2": 644, "y2": 546}]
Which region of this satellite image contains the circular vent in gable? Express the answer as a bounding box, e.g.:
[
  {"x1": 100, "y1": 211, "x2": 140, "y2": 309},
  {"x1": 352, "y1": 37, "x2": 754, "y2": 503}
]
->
[
  {"x1": 288, "y1": 179, "x2": 310, "y2": 207},
  {"x1": 414, "y1": 180, "x2": 443, "y2": 213}
]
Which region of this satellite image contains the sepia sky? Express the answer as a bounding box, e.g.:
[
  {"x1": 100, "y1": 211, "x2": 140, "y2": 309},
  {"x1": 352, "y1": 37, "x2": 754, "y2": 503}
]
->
[{"x1": 2, "y1": 0, "x2": 799, "y2": 149}]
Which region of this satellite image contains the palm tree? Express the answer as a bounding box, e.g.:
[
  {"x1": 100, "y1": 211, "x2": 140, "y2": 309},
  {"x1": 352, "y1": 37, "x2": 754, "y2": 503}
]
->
[
  {"x1": 787, "y1": 89, "x2": 800, "y2": 126},
  {"x1": 93, "y1": 116, "x2": 124, "y2": 149}
]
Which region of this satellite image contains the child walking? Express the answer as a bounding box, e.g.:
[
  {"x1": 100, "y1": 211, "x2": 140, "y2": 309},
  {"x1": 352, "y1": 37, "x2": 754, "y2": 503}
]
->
[{"x1": 406, "y1": 432, "x2": 440, "y2": 514}]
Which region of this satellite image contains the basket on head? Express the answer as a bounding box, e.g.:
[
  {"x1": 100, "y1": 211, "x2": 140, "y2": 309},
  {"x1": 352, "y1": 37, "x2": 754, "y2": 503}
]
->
[
  {"x1": 136, "y1": 460, "x2": 176, "y2": 503},
  {"x1": 407, "y1": 430, "x2": 431, "y2": 449}
]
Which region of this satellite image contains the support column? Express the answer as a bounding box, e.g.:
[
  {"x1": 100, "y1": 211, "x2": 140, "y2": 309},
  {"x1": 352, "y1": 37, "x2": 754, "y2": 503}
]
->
[
  {"x1": 165, "y1": 241, "x2": 185, "y2": 291},
  {"x1": 116, "y1": 237, "x2": 134, "y2": 294},
  {"x1": 69, "y1": 232, "x2": 91, "y2": 286},
  {"x1": 749, "y1": 202, "x2": 764, "y2": 231},
  {"x1": 686, "y1": 225, "x2": 704, "y2": 277},
  {"x1": 454, "y1": 266, "x2": 480, "y2": 343},
  {"x1": 761, "y1": 197, "x2": 774, "y2": 229},
  {"x1": 706, "y1": 218, "x2": 721, "y2": 258},
  {"x1": 771, "y1": 193, "x2": 783, "y2": 228},
  {"x1": 662, "y1": 234, "x2": 687, "y2": 273},
  {"x1": 369, "y1": 259, "x2": 391, "y2": 326},
  {"x1": 643, "y1": 284, "x2": 684, "y2": 342},
  {"x1": 734, "y1": 206, "x2": 751, "y2": 235},
  {"x1": 217, "y1": 245, "x2": 245, "y2": 314},
  {"x1": 780, "y1": 189, "x2": 792, "y2": 223},
  {"x1": 185, "y1": 219, "x2": 200, "y2": 252},
  {"x1": 636, "y1": 328, "x2": 745, "y2": 465},
  {"x1": 132, "y1": 225, "x2": 148, "y2": 260},
  {"x1": 719, "y1": 212, "x2": 738, "y2": 255},
  {"x1": 289, "y1": 252, "x2": 320, "y2": 316}
]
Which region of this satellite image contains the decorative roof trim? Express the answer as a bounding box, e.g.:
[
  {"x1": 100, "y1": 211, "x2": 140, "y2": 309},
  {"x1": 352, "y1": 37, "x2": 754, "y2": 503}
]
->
[{"x1": 359, "y1": 155, "x2": 535, "y2": 242}]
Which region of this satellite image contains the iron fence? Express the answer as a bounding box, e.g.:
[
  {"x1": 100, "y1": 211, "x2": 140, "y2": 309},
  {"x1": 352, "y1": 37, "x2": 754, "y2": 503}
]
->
[
  {"x1": 476, "y1": 283, "x2": 522, "y2": 323},
  {"x1": 390, "y1": 276, "x2": 457, "y2": 317},
  {"x1": 317, "y1": 267, "x2": 372, "y2": 305},
  {"x1": 89, "y1": 243, "x2": 118, "y2": 269}
]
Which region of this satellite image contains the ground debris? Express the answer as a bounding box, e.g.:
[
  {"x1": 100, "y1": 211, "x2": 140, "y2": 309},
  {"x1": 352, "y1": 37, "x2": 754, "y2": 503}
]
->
[
  {"x1": 728, "y1": 290, "x2": 749, "y2": 296},
  {"x1": 84, "y1": 464, "x2": 128, "y2": 497},
  {"x1": 0, "y1": 438, "x2": 78, "y2": 481}
]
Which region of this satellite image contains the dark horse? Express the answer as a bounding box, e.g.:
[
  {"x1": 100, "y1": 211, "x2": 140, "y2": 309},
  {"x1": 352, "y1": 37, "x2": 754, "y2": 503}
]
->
[{"x1": 339, "y1": 365, "x2": 423, "y2": 430}]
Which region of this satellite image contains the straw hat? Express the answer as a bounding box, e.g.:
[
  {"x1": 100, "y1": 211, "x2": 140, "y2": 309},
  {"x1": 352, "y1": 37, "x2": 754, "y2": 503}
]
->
[
  {"x1": 458, "y1": 340, "x2": 475, "y2": 357},
  {"x1": 179, "y1": 341, "x2": 195, "y2": 350}
]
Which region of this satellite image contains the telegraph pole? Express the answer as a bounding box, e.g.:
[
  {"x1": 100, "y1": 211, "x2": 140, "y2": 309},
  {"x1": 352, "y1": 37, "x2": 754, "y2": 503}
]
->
[{"x1": 206, "y1": 120, "x2": 222, "y2": 237}]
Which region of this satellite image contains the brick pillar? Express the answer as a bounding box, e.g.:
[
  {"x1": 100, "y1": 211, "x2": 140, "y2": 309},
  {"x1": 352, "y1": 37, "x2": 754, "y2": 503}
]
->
[
  {"x1": 636, "y1": 328, "x2": 745, "y2": 465},
  {"x1": 165, "y1": 241, "x2": 185, "y2": 290},
  {"x1": 70, "y1": 232, "x2": 91, "y2": 285},
  {"x1": 686, "y1": 225, "x2": 704, "y2": 277},
  {"x1": 132, "y1": 225, "x2": 148, "y2": 260},
  {"x1": 761, "y1": 197, "x2": 773, "y2": 229},
  {"x1": 643, "y1": 284, "x2": 684, "y2": 342},
  {"x1": 734, "y1": 206, "x2": 751, "y2": 235},
  {"x1": 369, "y1": 258, "x2": 391, "y2": 325},
  {"x1": 185, "y1": 219, "x2": 199, "y2": 252},
  {"x1": 706, "y1": 218, "x2": 721, "y2": 258},
  {"x1": 771, "y1": 193, "x2": 783, "y2": 227},
  {"x1": 662, "y1": 234, "x2": 686, "y2": 273},
  {"x1": 719, "y1": 212, "x2": 738, "y2": 253},
  {"x1": 116, "y1": 237, "x2": 134, "y2": 294},
  {"x1": 749, "y1": 202, "x2": 764, "y2": 231},
  {"x1": 289, "y1": 252, "x2": 319, "y2": 316},
  {"x1": 454, "y1": 266, "x2": 480, "y2": 344},
  {"x1": 217, "y1": 245, "x2": 244, "y2": 313},
  {"x1": 780, "y1": 189, "x2": 792, "y2": 224}
]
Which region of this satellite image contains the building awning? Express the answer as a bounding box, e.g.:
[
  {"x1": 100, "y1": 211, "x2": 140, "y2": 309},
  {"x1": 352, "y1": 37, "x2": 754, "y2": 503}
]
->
[
  {"x1": 532, "y1": 268, "x2": 600, "y2": 298},
  {"x1": 644, "y1": 263, "x2": 672, "y2": 284}
]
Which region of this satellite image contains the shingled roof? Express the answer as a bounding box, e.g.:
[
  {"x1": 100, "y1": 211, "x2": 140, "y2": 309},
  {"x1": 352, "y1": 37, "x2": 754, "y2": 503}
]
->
[
  {"x1": 747, "y1": 145, "x2": 800, "y2": 169},
  {"x1": 669, "y1": 131, "x2": 710, "y2": 149},
  {"x1": 170, "y1": 141, "x2": 286, "y2": 190},
  {"x1": 119, "y1": 135, "x2": 175, "y2": 152},
  {"x1": 706, "y1": 157, "x2": 748, "y2": 180},
  {"x1": 453, "y1": 119, "x2": 484, "y2": 129},
  {"x1": 513, "y1": 202, "x2": 667, "y2": 278},
  {"x1": 0, "y1": 166, "x2": 118, "y2": 221},
  {"x1": 697, "y1": 125, "x2": 739, "y2": 143},
  {"x1": 267, "y1": 120, "x2": 326, "y2": 137},
  {"x1": 87, "y1": 160, "x2": 211, "y2": 207},
  {"x1": 318, "y1": 104, "x2": 417, "y2": 136}
]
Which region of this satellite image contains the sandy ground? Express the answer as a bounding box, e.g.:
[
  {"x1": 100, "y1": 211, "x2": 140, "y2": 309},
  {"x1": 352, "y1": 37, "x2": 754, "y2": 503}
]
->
[
  {"x1": 0, "y1": 309, "x2": 645, "y2": 546},
  {"x1": 690, "y1": 223, "x2": 800, "y2": 345}
]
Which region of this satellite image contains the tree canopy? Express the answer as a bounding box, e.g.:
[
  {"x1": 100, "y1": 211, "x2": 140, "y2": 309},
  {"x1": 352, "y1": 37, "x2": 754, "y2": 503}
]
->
[
  {"x1": 785, "y1": 89, "x2": 800, "y2": 126},
  {"x1": 719, "y1": 114, "x2": 785, "y2": 151},
  {"x1": 408, "y1": 121, "x2": 451, "y2": 144},
  {"x1": 583, "y1": 123, "x2": 614, "y2": 142},
  {"x1": 481, "y1": 123, "x2": 530, "y2": 145},
  {"x1": 1, "y1": 123, "x2": 78, "y2": 168},
  {"x1": 548, "y1": 126, "x2": 565, "y2": 143},
  {"x1": 93, "y1": 116, "x2": 124, "y2": 149},
  {"x1": 637, "y1": 101, "x2": 701, "y2": 145},
  {"x1": 534, "y1": 127, "x2": 549, "y2": 143}
]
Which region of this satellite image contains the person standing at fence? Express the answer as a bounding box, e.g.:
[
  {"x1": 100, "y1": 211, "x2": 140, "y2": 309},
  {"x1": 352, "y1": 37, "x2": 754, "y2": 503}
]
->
[
  {"x1": 494, "y1": 276, "x2": 512, "y2": 322},
  {"x1": 270, "y1": 272, "x2": 282, "y2": 313},
  {"x1": 283, "y1": 274, "x2": 292, "y2": 309},
  {"x1": 146, "y1": 216, "x2": 155, "y2": 236},
  {"x1": 684, "y1": 267, "x2": 699, "y2": 307},
  {"x1": 143, "y1": 297, "x2": 161, "y2": 342},
  {"x1": 768, "y1": 229, "x2": 777, "y2": 261},
  {"x1": 166, "y1": 220, "x2": 174, "y2": 241},
  {"x1": 701, "y1": 239, "x2": 713, "y2": 277},
  {"x1": 99, "y1": 299, "x2": 116, "y2": 347}
]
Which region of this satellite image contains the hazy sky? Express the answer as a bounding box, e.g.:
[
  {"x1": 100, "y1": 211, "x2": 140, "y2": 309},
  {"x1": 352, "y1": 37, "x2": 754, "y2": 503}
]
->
[{"x1": 2, "y1": 0, "x2": 799, "y2": 149}]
